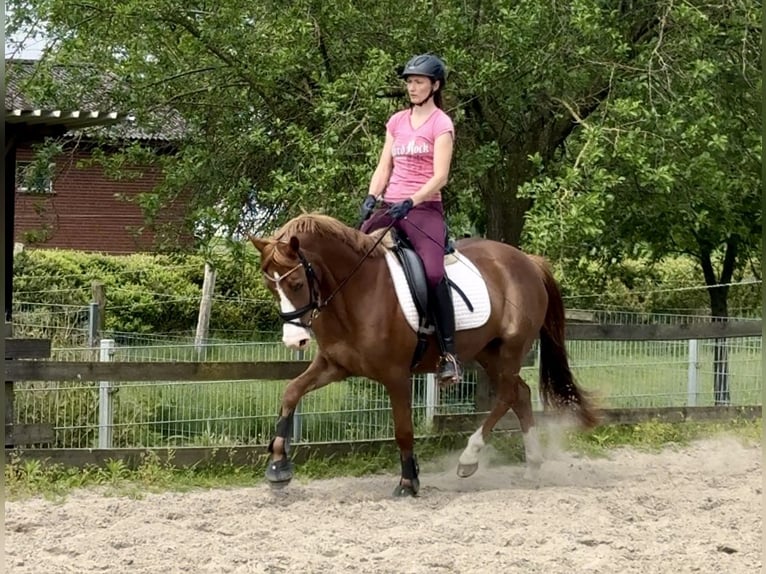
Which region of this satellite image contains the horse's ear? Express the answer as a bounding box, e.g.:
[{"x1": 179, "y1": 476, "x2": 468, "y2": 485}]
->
[
  {"x1": 288, "y1": 235, "x2": 300, "y2": 254},
  {"x1": 249, "y1": 235, "x2": 269, "y2": 254}
]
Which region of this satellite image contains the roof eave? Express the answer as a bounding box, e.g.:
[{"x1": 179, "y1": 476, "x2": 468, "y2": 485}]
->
[{"x1": 5, "y1": 109, "x2": 129, "y2": 129}]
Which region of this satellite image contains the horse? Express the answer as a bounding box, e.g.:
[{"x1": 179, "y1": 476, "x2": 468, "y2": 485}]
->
[{"x1": 249, "y1": 212, "x2": 598, "y2": 496}]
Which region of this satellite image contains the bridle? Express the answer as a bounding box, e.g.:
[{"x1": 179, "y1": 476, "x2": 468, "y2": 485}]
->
[
  {"x1": 263, "y1": 248, "x2": 321, "y2": 329},
  {"x1": 263, "y1": 221, "x2": 395, "y2": 330}
]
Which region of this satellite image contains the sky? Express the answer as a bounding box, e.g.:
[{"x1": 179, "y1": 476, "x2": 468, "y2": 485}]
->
[
  {"x1": 6, "y1": 39, "x2": 45, "y2": 59},
  {"x1": 5, "y1": 8, "x2": 48, "y2": 60},
  {"x1": 6, "y1": 28, "x2": 47, "y2": 59}
]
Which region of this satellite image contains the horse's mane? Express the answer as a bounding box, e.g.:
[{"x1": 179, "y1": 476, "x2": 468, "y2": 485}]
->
[{"x1": 274, "y1": 213, "x2": 387, "y2": 258}]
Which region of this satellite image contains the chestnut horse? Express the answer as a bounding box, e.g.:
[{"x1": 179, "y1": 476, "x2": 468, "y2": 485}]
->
[{"x1": 250, "y1": 213, "x2": 597, "y2": 496}]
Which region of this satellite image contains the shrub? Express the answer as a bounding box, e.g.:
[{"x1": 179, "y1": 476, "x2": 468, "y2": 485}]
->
[{"x1": 13, "y1": 248, "x2": 282, "y2": 340}]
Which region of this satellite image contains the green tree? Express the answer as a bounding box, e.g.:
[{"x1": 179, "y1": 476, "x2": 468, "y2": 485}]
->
[
  {"x1": 7, "y1": 0, "x2": 667, "y2": 245},
  {"x1": 524, "y1": 1, "x2": 761, "y2": 312},
  {"x1": 520, "y1": 1, "x2": 761, "y2": 403}
]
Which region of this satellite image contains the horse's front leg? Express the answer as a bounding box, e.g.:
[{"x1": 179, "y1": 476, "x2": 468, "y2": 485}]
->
[
  {"x1": 387, "y1": 380, "x2": 420, "y2": 497},
  {"x1": 266, "y1": 354, "x2": 347, "y2": 486}
]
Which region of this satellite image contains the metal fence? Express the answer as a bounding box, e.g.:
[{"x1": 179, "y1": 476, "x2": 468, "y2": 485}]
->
[{"x1": 12, "y1": 332, "x2": 762, "y2": 449}]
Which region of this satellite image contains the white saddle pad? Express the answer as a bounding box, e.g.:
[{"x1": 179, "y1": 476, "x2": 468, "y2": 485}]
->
[{"x1": 384, "y1": 250, "x2": 491, "y2": 333}]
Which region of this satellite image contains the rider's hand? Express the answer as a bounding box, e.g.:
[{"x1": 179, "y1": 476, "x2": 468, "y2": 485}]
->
[
  {"x1": 359, "y1": 194, "x2": 378, "y2": 221},
  {"x1": 387, "y1": 199, "x2": 414, "y2": 220}
]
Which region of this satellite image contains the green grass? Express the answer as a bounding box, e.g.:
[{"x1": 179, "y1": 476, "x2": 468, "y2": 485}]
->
[
  {"x1": 5, "y1": 451, "x2": 268, "y2": 502},
  {"x1": 563, "y1": 416, "x2": 762, "y2": 456},
  {"x1": 6, "y1": 418, "x2": 761, "y2": 501}
]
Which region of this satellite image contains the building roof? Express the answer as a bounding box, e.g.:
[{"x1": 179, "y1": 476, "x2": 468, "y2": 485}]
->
[{"x1": 5, "y1": 59, "x2": 186, "y2": 142}]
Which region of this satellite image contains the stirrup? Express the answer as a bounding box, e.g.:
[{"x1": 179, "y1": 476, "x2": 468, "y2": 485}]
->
[{"x1": 437, "y1": 353, "x2": 462, "y2": 385}]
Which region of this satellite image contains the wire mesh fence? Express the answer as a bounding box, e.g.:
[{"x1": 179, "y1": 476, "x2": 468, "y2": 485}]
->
[
  {"x1": 10, "y1": 297, "x2": 763, "y2": 349},
  {"x1": 11, "y1": 333, "x2": 761, "y2": 449},
  {"x1": 566, "y1": 337, "x2": 762, "y2": 408},
  {"x1": 10, "y1": 266, "x2": 762, "y2": 453},
  {"x1": 567, "y1": 308, "x2": 762, "y2": 325}
]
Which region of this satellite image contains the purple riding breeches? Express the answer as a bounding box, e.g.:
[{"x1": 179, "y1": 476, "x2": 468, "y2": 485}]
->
[{"x1": 361, "y1": 201, "x2": 447, "y2": 289}]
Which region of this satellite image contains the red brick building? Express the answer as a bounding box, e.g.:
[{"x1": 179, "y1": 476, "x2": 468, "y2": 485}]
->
[
  {"x1": 13, "y1": 145, "x2": 170, "y2": 253},
  {"x1": 6, "y1": 59, "x2": 190, "y2": 255}
]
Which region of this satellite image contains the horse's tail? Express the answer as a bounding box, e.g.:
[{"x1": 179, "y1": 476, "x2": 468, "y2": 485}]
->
[{"x1": 530, "y1": 255, "x2": 599, "y2": 429}]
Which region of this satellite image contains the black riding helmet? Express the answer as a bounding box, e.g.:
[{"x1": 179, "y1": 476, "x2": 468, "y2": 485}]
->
[{"x1": 400, "y1": 54, "x2": 446, "y2": 87}]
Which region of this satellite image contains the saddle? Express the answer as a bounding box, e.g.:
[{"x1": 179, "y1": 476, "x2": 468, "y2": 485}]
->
[{"x1": 386, "y1": 229, "x2": 489, "y2": 369}]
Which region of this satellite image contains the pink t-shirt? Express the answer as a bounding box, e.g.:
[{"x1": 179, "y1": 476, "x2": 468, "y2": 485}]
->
[{"x1": 383, "y1": 108, "x2": 454, "y2": 203}]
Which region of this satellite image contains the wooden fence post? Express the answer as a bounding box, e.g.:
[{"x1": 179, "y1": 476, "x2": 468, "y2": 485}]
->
[
  {"x1": 91, "y1": 281, "x2": 106, "y2": 332},
  {"x1": 87, "y1": 302, "x2": 100, "y2": 349},
  {"x1": 194, "y1": 262, "x2": 216, "y2": 357},
  {"x1": 4, "y1": 324, "x2": 54, "y2": 446}
]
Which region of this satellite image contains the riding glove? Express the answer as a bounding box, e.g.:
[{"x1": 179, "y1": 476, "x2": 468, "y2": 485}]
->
[
  {"x1": 387, "y1": 199, "x2": 414, "y2": 220},
  {"x1": 359, "y1": 194, "x2": 378, "y2": 221}
]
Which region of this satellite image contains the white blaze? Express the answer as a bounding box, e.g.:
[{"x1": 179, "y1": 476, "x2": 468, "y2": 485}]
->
[{"x1": 274, "y1": 276, "x2": 312, "y2": 349}]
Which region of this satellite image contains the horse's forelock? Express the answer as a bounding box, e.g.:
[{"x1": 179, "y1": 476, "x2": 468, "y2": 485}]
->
[
  {"x1": 271, "y1": 243, "x2": 298, "y2": 268},
  {"x1": 258, "y1": 240, "x2": 293, "y2": 272}
]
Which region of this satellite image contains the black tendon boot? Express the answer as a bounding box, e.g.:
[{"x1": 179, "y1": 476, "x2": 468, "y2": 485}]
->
[{"x1": 432, "y1": 278, "x2": 462, "y2": 385}]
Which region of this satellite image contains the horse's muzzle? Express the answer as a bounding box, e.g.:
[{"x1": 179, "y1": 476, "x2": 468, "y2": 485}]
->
[{"x1": 282, "y1": 323, "x2": 311, "y2": 349}]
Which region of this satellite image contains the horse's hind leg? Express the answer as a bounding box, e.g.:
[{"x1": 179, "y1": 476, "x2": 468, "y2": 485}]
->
[
  {"x1": 456, "y1": 348, "x2": 509, "y2": 477},
  {"x1": 457, "y1": 344, "x2": 542, "y2": 479},
  {"x1": 508, "y1": 375, "x2": 544, "y2": 480}
]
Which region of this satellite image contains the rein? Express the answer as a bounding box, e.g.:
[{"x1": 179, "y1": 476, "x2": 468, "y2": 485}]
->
[
  {"x1": 267, "y1": 221, "x2": 395, "y2": 328},
  {"x1": 320, "y1": 221, "x2": 395, "y2": 310}
]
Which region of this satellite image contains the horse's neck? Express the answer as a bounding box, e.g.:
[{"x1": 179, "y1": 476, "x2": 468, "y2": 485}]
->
[
  {"x1": 310, "y1": 240, "x2": 366, "y2": 282},
  {"x1": 308, "y1": 237, "x2": 386, "y2": 306}
]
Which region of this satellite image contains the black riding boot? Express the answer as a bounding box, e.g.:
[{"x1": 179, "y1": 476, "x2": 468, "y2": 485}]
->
[{"x1": 431, "y1": 278, "x2": 462, "y2": 385}]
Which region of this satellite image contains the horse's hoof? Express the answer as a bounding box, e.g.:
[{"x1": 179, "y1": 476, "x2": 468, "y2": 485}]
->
[
  {"x1": 392, "y1": 478, "x2": 419, "y2": 497},
  {"x1": 457, "y1": 462, "x2": 478, "y2": 478},
  {"x1": 265, "y1": 457, "x2": 294, "y2": 486}
]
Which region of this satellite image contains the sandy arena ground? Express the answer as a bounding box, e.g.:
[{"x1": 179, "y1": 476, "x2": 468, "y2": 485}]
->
[{"x1": 5, "y1": 436, "x2": 762, "y2": 574}]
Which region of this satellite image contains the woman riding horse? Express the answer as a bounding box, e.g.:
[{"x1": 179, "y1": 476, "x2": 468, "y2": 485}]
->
[
  {"x1": 360, "y1": 53, "x2": 461, "y2": 387},
  {"x1": 250, "y1": 213, "x2": 598, "y2": 496}
]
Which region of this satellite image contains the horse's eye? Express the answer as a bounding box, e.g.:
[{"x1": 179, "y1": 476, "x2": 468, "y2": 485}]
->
[{"x1": 292, "y1": 281, "x2": 304, "y2": 292}]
